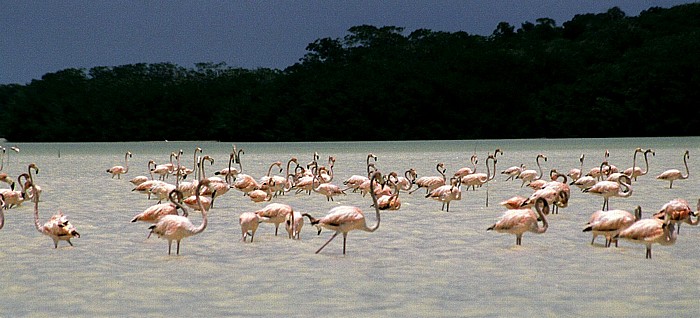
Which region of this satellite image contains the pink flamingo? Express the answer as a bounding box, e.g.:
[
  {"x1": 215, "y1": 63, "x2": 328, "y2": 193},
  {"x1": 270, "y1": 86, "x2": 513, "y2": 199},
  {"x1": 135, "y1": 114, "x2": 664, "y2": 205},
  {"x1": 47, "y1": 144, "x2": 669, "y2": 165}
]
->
[
  {"x1": 409, "y1": 162, "x2": 446, "y2": 194},
  {"x1": 239, "y1": 211, "x2": 266, "y2": 242},
  {"x1": 583, "y1": 172, "x2": 632, "y2": 211},
  {"x1": 106, "y1": 151, "x2": 132, "y2": 179},
  {"x1": 302, "y1": 171, "x2": 383, "y2": 254},
  {"x1": 487, "y1": 197, "x2": 549, "y2": 246},
  {"x1": 624, "y1": 148, "x2": 654, "y2": 181},
  {"x1": 426, "y1": 177, "x2": 462, "y2": 212},
  {"x1": 516, "y1": 154, "x2": 547, "y2": 187},
  {"x1": 583, "y1": 206, "x2": 642, "y2": 247},
  {"x1": 454, "y1": 154, "x2": 479, "y2": 178},
  {"x1": 28, "y1": 170, "x2": 80, "y2": 248},
  {"x1": 255, "y1": 203, "x2": 294, "y2": 236},
  {"x1": 148, "y1": 179, "x2": 209, "y2": 255},
  {"x1": 656, "y1": 150, "x2": 690, "y2": 189},
  {"x1": 615, "y1": 210, "x2": 678, "y2": 259},
  {"x1": 652, "y1": 198, "x2": 699, "y2": 234}
]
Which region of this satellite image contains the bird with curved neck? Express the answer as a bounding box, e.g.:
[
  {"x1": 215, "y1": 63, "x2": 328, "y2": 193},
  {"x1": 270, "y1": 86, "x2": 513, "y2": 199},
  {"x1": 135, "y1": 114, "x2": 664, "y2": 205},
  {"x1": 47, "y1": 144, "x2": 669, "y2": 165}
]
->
[
  {"x1": 148, "y1": 179, "x2": 209, "y2": 255},
  {"x1": 409, "y1": 162, "x2": 446, "y2": 195},
  {"x1": 107, "y1": 151, "x2": 132, "y2": 179},
  {"x1": 656, "y1": 150, "x2": 690, "y2": 189},
  {"x1": 652, "y1": 198, "x2": 699, "y2": 234},
  {"x1": 616, "y1": 209, "x2": 678, "y2": 259},
  {"x1": 516, "y1": 154, "x2": 547, "y2": 188},
  {"x1": 28, "y1": 165, "x2": 80, "y2": 248},
  {"x1": 584, "y1": 206, "x2": 642, "y2": 247},
  {"x1": 303, "y1": 171, "x2": 383, "y2": 255},
  {"x1": 487, "y1": 197, "x2": 549, "y2": 246},
  {"x1": 583, "y1": 167, "x2": 633, "y2": 211}
]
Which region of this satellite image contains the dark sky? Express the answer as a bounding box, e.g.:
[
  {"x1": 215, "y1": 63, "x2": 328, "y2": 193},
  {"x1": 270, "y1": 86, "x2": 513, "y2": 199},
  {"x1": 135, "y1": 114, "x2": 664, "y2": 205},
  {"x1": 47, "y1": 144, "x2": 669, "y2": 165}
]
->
[{"x1": 2, "y1": 0, "x2": 696, "y2": 84}]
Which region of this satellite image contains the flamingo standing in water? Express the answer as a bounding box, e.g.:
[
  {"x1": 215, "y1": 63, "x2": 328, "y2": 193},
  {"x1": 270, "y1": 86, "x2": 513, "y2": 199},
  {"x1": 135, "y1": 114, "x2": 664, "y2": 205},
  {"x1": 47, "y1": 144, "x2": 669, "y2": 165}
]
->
[
  {"x1": 106, "y1": 151, "x2": 132, "y2": 179},
  {"x1": 516, "y1": 154, "x2": 547, "y2": 187},
  {"x1": 624, "y1": 148, "x2": 654, "y2": 181},
  {"x1": 409, "y1": 163, "x2": 446, "y2": 195},
  {"x1": 426, "y1": 176, "x2": 461, "y2": 212},
  {"x1": 454, "y1": 154, "x2": 478, "y2": 178},
  {"x1": 239, "y1": 211, "x2": 266, "y2": 242},
  {"x1": 583, "y1": 206, "x2": 642, "y2": 247},
  {"x1": 652, "y1": 198, "x2": 699, "y2": 234},
  {"x1": 28, "y1": 168, "x2": 80, "y2": 248},
  {"x1": 567, "y1": 154, "x2": 585, "y2": 182},
  {"x1": 255, "y1": 203, "x2": 294, "y2": 236},
  {"x1": 342, "y1": 153, "x2": 377, "y2": 193},
  {"x1": 129, "y1": 160, "x2": 155, "y2": 186},
  {"x1": 148, "y1": 179, "x2": 210, "y2": 255},
  {"x1": 656, "y1": 150, "x2": 690, "y2": 189},
  {"x1": 615, "y1": 210, "x2": 678, "y2": 259},
  {"x1": 302, "y1": 171, "x2": 383, "y2": 254},
  {"x1": 583, "y1": 173, "x2": 633, "y2": 211},
  {"x1": 487, "y1": 197, "x2": 549, "y2": 246}
]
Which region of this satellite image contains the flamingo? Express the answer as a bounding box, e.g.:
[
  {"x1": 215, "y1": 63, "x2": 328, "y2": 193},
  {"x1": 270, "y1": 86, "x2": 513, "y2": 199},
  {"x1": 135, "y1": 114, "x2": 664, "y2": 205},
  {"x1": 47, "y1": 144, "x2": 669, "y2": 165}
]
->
[
  {"x1": 615, "y1": 210, "x2": 678, "y2": 259},
  {"x1": 656, "y1": 150, "x2": 690, "y2": 189},
  {"x1": 302, "y1": 171, "x2": 383, "y2": 254},
  {"x1": 255, "y1": 203, "x2": 294, "y2": 236},
  {"x1": 588, "y1": 150, "x2": 618, "y2": 179},
  {"x1": 248, "y1": 181, "x2": 274, "y2": 203},
  {"x1": 106, "y1": 151, "x2": 132, "y2": 179},
  {"x1": 498, "y1": 195, "x2": 528, "y2": 210},
  {"x1": 260, "y1": 161, "x2": 285, "y2": 195},
  {"x1": 312, "y1": 174, "x2": 346, "y2": 201},
  {"x1": 624, "y1": 148, "x2": 654, "y2": 181},
  {"x1": 29, "y1": 175, "x2": 80, "y2": 248},
  {"x1": 516, "y1": 154, "x2": 547, "y2": 187},
  {"x1": 426, "y1": 176, "x2": 462, "y2": 212},
  {"x1": 318, "y1": 156, "x2": 336, "y2": 183},
  {"x1": 461, "y1": 155, "x2": 497, "y2": 191},
  {"x1": 409, "y1": 162, "x2": 446, "y2": 194},
  {"x1": 0, "y1": 174, "x2": 27, "y2": 209},
  {"x1": 148, "y1": 179, "x2": 209, "y2": 255},
  {"x1": 151, "y1": 151, "x2": 177, "y2": 180},
  {"x1": 652, "y1": 198, "x2": 699, "y2": 234},
  {"x1": 487, "y1": 197, "x2": 549, "y2": 246},
  {"x1": 375, "y1": 175, "x2": 402, "y2": 211},
  {"x1": 342, "y1": 153, "x2": 377, "y2": 193},
  {"x1": 129, "y1": 160, "x2": 155, "y2": 186},
  {"x1": 583, "y1": 206, "x2": 642, "y2": 247},
  {"x1": 21, "y1": 163, "x2": 42, "y2": 201},
  {"x1": 285, "y1": 211, "x2": 304, "y2": 240},
  {"x1": 131, "y1": 189, "x2": 186, "y2": 223},
  {"x1": 583, "y1": 174, "x2": 633, "y2": 211},
  {"x1": 454, "y1": 154, "x2": 479, "y2": 178},
  {"x1": 501, "y1": 163, "x2": 525, "y2": 181},
  {"x1": 239, "y1": 211, "x2": 265, "y2": 242},
  {"x1": 571, "y1": 160, "x2": 609, "y2": 190},
  {"x1": 567, "y1": 154, "x2": 585, "y2": 182},
  {"x1": 607, "y1": 148, "x2": 643, "y2": 182},
  {"x1": 390, "y1": 169, "x2": 417, "y2": 192}
]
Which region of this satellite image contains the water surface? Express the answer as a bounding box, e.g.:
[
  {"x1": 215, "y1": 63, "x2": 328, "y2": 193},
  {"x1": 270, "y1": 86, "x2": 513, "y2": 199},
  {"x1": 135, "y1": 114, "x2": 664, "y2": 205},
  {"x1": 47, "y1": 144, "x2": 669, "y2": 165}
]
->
[{"x1": 1, "y1": 138, "x2": 699, "y2": 317}]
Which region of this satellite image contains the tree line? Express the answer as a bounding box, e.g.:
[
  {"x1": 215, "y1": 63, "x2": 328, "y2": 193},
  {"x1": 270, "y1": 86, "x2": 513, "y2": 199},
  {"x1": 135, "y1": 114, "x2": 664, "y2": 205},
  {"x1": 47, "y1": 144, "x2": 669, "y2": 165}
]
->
[{"x1": 1, "y1": 4, "x2": 699, "y2": 142}]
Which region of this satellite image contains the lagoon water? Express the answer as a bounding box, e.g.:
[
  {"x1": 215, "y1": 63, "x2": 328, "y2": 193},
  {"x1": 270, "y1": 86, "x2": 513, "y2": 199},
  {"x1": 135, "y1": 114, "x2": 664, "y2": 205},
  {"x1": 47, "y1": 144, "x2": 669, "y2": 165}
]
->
[{"x1": 1, "y1": 138, "x2": 699, "y2": 317}]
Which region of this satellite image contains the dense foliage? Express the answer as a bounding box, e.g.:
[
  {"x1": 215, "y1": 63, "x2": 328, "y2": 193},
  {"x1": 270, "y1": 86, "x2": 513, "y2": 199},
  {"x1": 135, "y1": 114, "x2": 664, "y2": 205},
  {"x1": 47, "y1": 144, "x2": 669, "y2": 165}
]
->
[{"x1": 1, "y1": 4, "x2": 699, "y2": 142}]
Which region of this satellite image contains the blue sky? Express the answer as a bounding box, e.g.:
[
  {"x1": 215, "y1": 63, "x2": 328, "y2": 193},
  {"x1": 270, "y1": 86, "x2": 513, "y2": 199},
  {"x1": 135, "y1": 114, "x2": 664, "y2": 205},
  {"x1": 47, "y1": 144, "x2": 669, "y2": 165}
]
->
[{"x1": 2, "y1": 0, "x2": 696, "y2": 84}]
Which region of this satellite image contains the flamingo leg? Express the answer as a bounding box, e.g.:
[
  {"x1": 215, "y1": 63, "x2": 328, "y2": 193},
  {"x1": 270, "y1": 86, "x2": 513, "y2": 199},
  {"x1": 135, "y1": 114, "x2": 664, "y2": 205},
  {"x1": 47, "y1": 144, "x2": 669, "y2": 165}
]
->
[
  {"x1": 316, "y1": 231, "x2": 339, "y2": 254},
  {"x1": 342, "y1": 232, "x2": 348, "y2": 255},
  {"x1": 646, "y1": 246, "x2": 652, "y2": 259},
  {"x1": 168, "y1": 240, "x2": 173, "y2": 255},
  {"x1": 176, "y1": 240, "x2": 181, "y2": 255}
]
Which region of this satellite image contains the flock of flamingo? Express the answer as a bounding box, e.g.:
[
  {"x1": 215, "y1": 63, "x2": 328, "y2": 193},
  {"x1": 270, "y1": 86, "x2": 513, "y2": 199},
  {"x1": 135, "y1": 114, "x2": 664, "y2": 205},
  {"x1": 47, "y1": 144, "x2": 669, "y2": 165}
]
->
[{"x1": 0, "y1": 144, "x2": 696, "y2": 259}]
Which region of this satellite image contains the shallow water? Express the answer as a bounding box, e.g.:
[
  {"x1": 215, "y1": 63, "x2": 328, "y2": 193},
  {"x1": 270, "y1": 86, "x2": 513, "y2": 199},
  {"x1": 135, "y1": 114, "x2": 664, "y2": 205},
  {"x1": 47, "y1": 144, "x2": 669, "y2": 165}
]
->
[{"x1": 1, "y1": 138, "x2": 699, "y2": 317}]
